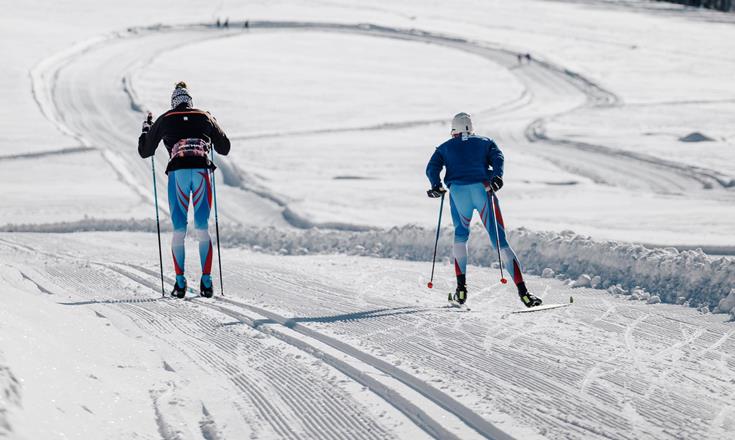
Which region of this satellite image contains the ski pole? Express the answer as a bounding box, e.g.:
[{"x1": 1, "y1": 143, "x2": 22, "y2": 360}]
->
[
  {"x1": 151, "y1": 154, "x2": 166, "y2": 297},
  {"x1": 489, "y1": 191, "x2": 508, "y2": 284},
  {"x1": 210, "y1": 149, "x2": 225, "y2": 296},
  {"x1": 427, "y1": 192, "x2": 445, "y2": 289}
]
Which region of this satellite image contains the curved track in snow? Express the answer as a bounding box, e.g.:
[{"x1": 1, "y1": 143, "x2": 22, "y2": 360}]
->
[
  {"x1": 30, "y1": 20, "x2": 734, "y2": 234},
  {"x1": 19, "y1": 19, "x2": 735, "y2": 439}
]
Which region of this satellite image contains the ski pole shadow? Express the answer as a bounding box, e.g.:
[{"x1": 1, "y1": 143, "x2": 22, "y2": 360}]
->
[
  {"x1": 247, "y1": 305, "x2": 460, "y2": 329},
  {"x1": 59, "y1": 297, "x2": 175, "y2": 306},
  {"x1": 249, "y1": 306, "x2": 418, "y2": 329}
]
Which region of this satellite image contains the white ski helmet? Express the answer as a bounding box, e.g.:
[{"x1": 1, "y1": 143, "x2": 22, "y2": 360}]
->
[{"x1": 451, "y1": 112, "x2": 473, "y2": 136}]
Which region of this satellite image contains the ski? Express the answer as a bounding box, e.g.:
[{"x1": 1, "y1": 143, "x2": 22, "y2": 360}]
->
[
  {"x1": 447, "y1": 292, "x2": 471, "y2": 311},
  {"x1": 512, "y1": 302, "x2": 572, "y2": 314},
  {"x1": 447, "y1": 300, "x2": 471, "y2": 311}
]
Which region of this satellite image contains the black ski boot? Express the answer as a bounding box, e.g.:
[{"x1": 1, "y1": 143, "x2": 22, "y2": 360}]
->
[
  {"x1": 200, "y1": 276, "x2": 214, "y2": 298},
  {"x1": 517, "y1": 282, "x2": 542, "y2": 308},
  {"x1": 449, "y1": 274, "x2": 468, "y2": 305},
  {"x1": 171, "y1": 277, "x2": 187, "y2": 299}
]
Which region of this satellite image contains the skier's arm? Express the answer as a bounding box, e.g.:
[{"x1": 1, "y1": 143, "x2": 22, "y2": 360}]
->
[
  {"x1": 425, "y1": 149, "x2": 445, "y2": 189},
  {"x1": 487, "y1": 141, "x2": 504, "y2": 179},
  {"x1": 209, "y1": 114, "x2": 231, "y2": 156},
  {"x1": 138, "y1": 115, "x2": 164, "y2": 158}
]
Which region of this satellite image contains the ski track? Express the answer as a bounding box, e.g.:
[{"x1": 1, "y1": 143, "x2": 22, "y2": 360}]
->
[
  {"x1": 101, "y1": 264, "x2": 506, "y2": 439},
  {"x1": 29, "y1": 20, "x2": 734, "y2": 235},
  {"x1": 5, "y1": 234, "x2": 735, "y2": 439},
  {"x1": 0, "y1": 237, "x2": 510, "y2": 440},
  {"x1": 14, "y1": 16, "x2": 735, "y2": 440},
  {"x1": 0, "y1": 146, "x2": 94, "y2": 161},
  {"x1": 0, "y1": 252, "x2": 400, "y2": 438},
  {"x1": 198, "y1": 268, "x2": 735, "y2": 440}
]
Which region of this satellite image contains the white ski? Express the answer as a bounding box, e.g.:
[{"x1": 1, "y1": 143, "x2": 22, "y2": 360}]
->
[
  {"x1": 447, "y1": 300, "x2": 471, "y2": 311},
  {"x1": 512, "y1": 302, "x2": 571, "y2": 314}
]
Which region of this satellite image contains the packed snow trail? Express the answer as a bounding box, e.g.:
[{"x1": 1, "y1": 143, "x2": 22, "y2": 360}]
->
[
  {"x1": 31, "y1": 20, "x2": 735, "y2": 234},
  {"x1": 2, "y1": 232, "x2": 734, "y2": 439},
  {"x1": 0, "y1": 234, "x2": 511, "y2": 440}
]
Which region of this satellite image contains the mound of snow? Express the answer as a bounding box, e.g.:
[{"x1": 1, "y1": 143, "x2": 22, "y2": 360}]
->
[
  {"x1": 572, "y1": 274, "x2": 592, "y2": 288},
  {"x1": 541, "y1": 268, "x2": 555, "y2": 278},
  {"x1": 717, "y1": 289, "x2": 735, "y2": 313},
  {"x1": 608, "y1": 284, "x2": 627, "y2": 295},
  {"x1": 679, "y1": 132, "x2": 714, "y2": 142},
  {"x1": 3, "y1": 219, "x2": 734, "y2": 312},
  {"x1": 509, "y1": 228, "x2": 735, "y2": 311}
]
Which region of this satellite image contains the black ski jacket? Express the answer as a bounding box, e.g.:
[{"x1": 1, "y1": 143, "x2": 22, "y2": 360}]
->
[{"x1": 138, "y1": 104, "x2": 231, "y2": 173}]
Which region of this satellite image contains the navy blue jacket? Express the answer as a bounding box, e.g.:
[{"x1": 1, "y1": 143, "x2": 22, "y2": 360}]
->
[{"x1": 426, "y1": 135, "x2": 504, "y2": 188}]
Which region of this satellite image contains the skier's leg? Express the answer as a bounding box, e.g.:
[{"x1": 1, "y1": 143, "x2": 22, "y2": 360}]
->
[
  {"x1": 168, "y1": 169, "x2": 191, "y2": 289},
  {"x1": 480, "y1": 190, "x2": 541, "y2": 306},
  {"x1": 449, "y1": 185, "x2": 474, "y2": 302},
  {"x1": 479, "y1": 189, "x2": 524, "y2": 284},
  {"x1": 192, "y1": 169, "x2": 213, "y2": 292}
]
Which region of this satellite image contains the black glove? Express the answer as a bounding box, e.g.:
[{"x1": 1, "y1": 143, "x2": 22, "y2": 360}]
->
[
  {"x1": 141, "y1": 112, "x2": 153, "y2": 134},
  {"x1": 427, "y1": 185, "x2": 447, "y2": 198},
  {"x1": 486, "y1": 176, "x2": 503, "y2": 192}
]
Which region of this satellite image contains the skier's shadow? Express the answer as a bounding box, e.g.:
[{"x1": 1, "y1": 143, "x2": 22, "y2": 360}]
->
[{"x1": 239, "y1": 305, "x2": 453, "y2": 329}]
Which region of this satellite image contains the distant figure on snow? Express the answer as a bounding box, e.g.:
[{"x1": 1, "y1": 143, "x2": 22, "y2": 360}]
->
[
  {"x1": 138, "y1": 82, "x2": 231, "y2": 298},
  {"x1": 425, "y1": 112, "x2": 542, "y2": 308},
  {"x1": 223, "y1": 18, "x2": 229, "y2": 28},
  {"x1": 243, "y1": 20, "x2": 250, "y2": 29},
  {"x1": 216, "y1": 18, "x2": 221, "y2": 28}
]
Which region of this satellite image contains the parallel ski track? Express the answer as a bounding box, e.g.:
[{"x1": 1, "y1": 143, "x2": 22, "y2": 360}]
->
[
  {"x1": 115, "y1": 263, "x2": 512, "y2": 440},
  {"x1": 4, "y1": 233, "x2": 735, "y2": 439},
  {"x1": 206, "y1": 266, "x2": 735, "y2": 440},
  {"x1": 0, "y1": 250, "x2": 400, "y2": 439},
  {"x1": 0, "y1": 237, "x2": 513, "y2": 440},
  {"x1": 209, "y1": 269, "x2": 637, "y2": 440},
  {"x1": 20, "y1": 18, "x2": 735, "y2": 439}
]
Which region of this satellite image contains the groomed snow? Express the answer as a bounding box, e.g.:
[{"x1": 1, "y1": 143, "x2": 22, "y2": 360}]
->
[
  {"x1": 2, "y1": 231, "x2": 735, "y2": 439},
  {"x1": 134, "y1": 31, "x2": 524, "y2": 135},
  {"x1": 2, "y1": 0, "x2": 735, "y2": 439}
]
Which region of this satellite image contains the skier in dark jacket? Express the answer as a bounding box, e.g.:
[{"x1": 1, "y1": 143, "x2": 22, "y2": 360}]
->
[
  {"x1": 138, "y1": 81, "x2": 230, "y2": 298},
  {"x1": 426, "y1": 112, "x2": 542, "y2": 308}
]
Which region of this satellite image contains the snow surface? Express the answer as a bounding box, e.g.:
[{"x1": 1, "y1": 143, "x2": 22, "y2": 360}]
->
[
  {"x1": 1, "y1": 0, "x2": 735, "y2": 439},
  {"x1": 2, "y1": 232, "x2": 735, "y2": 440}
]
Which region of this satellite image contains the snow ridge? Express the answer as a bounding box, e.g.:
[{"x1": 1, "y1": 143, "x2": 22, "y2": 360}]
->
[{"x1": 4, "y1": 219, "x2": 733, "y2": 311}]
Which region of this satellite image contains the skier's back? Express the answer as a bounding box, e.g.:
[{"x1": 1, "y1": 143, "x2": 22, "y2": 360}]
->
[
  {"x1": 425, "y1": 112, "x2": 542, "y2": 308},
  {"x1": 138, "y1": 81, "x2": 230, "y2": 298}
]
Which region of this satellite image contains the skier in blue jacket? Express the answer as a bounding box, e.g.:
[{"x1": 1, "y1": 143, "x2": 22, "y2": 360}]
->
[{"x1": 426, "y1": 112, "x2": 542, "y2": 307}]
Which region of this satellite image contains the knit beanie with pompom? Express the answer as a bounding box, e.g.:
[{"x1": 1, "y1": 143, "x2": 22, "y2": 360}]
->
[{"x1": 171, "y1": 81, "x2": 192, "y2": 108}]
